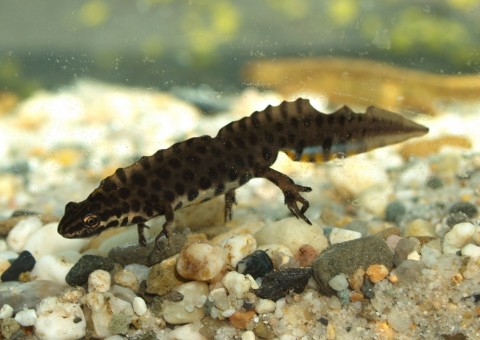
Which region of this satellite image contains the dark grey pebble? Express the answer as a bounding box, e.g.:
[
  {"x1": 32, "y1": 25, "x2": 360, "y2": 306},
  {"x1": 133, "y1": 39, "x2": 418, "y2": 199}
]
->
[
  {"x1": 312, "y1": 236, "x2": 393, "y2": 296},
  {"x1": 393, "y1": 259, "x2": 425, "y2": 283},
  {"x1": 425, "y1": 176, "x2": 443, "y2": 189},
  {"x1": 446, "y1": 212, "x2": 471, "y2": 228},
  {"x1": 65, "y1": 255, "x2": 115, "y2": 286},
  {"x1": 448, "y1": 202, "x2": 478, "y2": 218},
  {"x1": 343, "y1": 220, "x2": 369, "y2": 236},
  {"x1": 319, "y1": 317, "x2": 329, "y2": 326},
  {"x1": 1, "y1": 251, "x2": 36, "y2": 282},
  {"x1": 393, "y1": 238, "x2": 420, "y2": 266},
  {"x1": 361, "y1": 278, "x2": 375, "y2": 299},
  {"x1": 385, "y1": 201, "x2": 406, "y2": 223},
  {"x1": 236, "y1": 250, "x2": 273, "y2": 279},
  {"x1": 254, "y1": 267, "x2": 312, "y2": 301},
  {"x1": 108, "y1": 232, "x2": 187, "y2": 266}
]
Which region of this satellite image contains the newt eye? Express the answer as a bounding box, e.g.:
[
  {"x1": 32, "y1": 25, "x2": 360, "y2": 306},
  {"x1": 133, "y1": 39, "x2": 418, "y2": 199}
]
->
[{"x1": 83, "y1": 214, "x2": 100, "y2": 228}]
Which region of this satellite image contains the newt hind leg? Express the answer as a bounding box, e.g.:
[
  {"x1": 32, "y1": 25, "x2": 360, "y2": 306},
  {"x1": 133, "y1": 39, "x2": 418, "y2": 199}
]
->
[
  {"x1": 255, "y1": 167, "x2": 312, "y2": 224},
  {"x1": 224, "y1": 190, "x2": 236, "y2": 222}
]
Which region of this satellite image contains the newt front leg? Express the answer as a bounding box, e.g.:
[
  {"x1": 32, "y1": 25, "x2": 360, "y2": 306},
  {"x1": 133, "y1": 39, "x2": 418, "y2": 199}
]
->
[{"x1": 255, "y1": 167, "x2": 312, "y2": 224}]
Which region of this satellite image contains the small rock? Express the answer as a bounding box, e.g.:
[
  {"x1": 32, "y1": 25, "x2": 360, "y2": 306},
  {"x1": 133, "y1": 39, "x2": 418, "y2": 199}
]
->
[
  {"x1": 220, "y1": 234, "x2": 257, "y2": 267},
  {"x1": 25, "y1": 223, "x2": 88, "y2": 258},
  {"x1": 132, "y1": 297, "x2": 147, "y2": 316},
  {"x1": 14, "y1": 309, "x2": 36, "y2": 326},
  {"x1": 255, "y1": 299, "x2": 276, "y2": 314},
  {"x1": 461, "y1": 243, "x2": 480, "y2": 259},
  {"x1": 393, "y1": 259, "x2": 425, "y2": 283},
  {"x1": 294, "y1": 244, "x2": 319, "y2": 267},
  {"x1": 30, "y1": 250, "x2": 81, "y2": 285},
  {"x1": 312, "y1": 236, "x2": 393, "y2": 295},
  {"x1": 425, "y1": 176, "x2": 443, "y2": 189},
  {"x1": 0, "y1": 304, "x2": 14, "y2": 319},
  {"x1": 161, "y1": 281, "x2": 209, "y2": 324},
  {"x1": 254, "y1": 267, "x2": 312, "y2": 301},
  {"x1": 384, "y1": 201, "x2": 406, "y2": 223},
  {"x1": 387, "y1": 308, "x2": 411, "y2": 332},
  {"x1": 176, "y1": 241, "x2": 227, "y2": 281},
  {"x1": 446, "y1": 212, "x2": 470, "y2": 228},
  {"x1": 34, "y1": 296, "x2": 86, "y2": 340},
  {"x1": 88, "y1": 270, "x2": 111, "y2": 293},
  {"x1": 366, "y1": 264, "x2": 389, "y2": 283},
  {"x1": 420, "y1": 244, "x2": 441, "y2": 268},
  {"x1": 393, "y1": 238, "x2": 421, "y2": 266},
  {"x1": 329, "y1": 228, "x2": 362, "y2": 245},
  {"x1": 236, "y1": 250, "x2": 274, "y2": 279},
  {"x1": 229, "y1": 310, "x2": 256, "y2": 329},
  {"x1": 66, "y1": 255, "x2": 115, "y2": 286},
  {"x1": 1, "y1": 250, "x2": 36, "y2": 282},
  {"x1": 113, "y1": 269, "x2": 139, "y2": 292},
  {"x1": 257, "y1": 244, "x2": 293, "y2": 270},
  {"x1": 348, "y1": 267, "x2": 365, "y2": 291},
  {"x1": 146, "y1": 256, "x2": 186, "y2": 296},
  {"x1": 343, "y1": 220, "x2": 368, "y2": 236},
  {"x1": 222, "y1": 272, "x2": 252, "y2": 299},
  {"x1": 443, "y1": 222, "x2": 475, "y2": 254},
  {"x1": 404, "y1": 219, "x2": 435, "y2": 237},
  {"x1": 448, "y1": 202, "x2": 478, "y2": 218},
  {"x1": 361, "y1": 278, "x2": 375, "y2": 299},
  {"x1": 210, "y1": 287, "x2": 231, "y2": 311},
  {"x1": 6, "y1": 217, "x2": 43, "y2": 252},
  {"x1": 328, "y1": 274, "x2": 349, "y2": 291},
  {"x1": 254, "y1": 217, "x2": 328, "y2": 254}
]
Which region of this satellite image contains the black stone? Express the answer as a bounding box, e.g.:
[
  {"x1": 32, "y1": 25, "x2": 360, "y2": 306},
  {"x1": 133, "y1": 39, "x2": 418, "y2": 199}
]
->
[
  {"x1": 446, "y1": 211, "x2": 470, "y2": 228},
  {"x1": 361, "y1": 278, "x2": 375, "y2": 299},
  {"x1": 1, "y1": 251, "x2": 35, "y2": 281},
  {"x1": 254, "y1": 267, "x2": 312, "y2": 301},
  {"x1": 236, "y1": 250, "x2": 274, "y2": 279},
  {"x1": 448, "y1": 201, "x2": 478, "y2": 218},
  {"x1": 65, "y1": 255, "x2": 115, "y2": 286},
  {"x1": 426, "y1": 176, "x2": 443, "y2": 189},
  {"x1": 385, "y1": 201, "x2": 406, "y2": 223}
]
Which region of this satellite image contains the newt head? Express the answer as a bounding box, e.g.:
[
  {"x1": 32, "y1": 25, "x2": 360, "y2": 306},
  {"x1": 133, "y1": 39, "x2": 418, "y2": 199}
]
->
[{"x1": 58, "y1": 200, "x2": 111, "y2": 239}]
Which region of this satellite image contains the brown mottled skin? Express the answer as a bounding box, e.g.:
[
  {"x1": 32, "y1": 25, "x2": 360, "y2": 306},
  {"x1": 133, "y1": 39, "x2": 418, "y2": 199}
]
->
[{"x1": 58, "y1": 98, "x2": 428, "y2": 248}]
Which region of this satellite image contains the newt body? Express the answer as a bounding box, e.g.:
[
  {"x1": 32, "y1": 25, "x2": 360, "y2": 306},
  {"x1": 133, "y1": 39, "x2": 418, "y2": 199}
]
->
[{"x1": 58, "y1": 98, "x2": 428, "y2": 247}]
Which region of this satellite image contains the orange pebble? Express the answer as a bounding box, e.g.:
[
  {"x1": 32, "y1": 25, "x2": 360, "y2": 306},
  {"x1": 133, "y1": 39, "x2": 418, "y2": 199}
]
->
[
  {"x1": 229, "y1": 310, "x2": 256, "y2": 329},
  {"x1": 366, "y1": 264, "x2": 389, "y2": 283}
]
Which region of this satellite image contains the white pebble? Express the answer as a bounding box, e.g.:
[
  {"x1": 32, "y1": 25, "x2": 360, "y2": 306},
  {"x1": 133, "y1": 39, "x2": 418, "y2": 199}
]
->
[
  {"x1": 124, "y1": 264, "x2": 149, "y2": 282},
  {"x1": 387, "y1": 308, "x2": 411, "y2": 332},
  {"x1": 328, "y1": 274, "x2": 349, "y2": 291},
  {"x1": 161, "y1": 281, "x2": 209, "y2": 324},
  {"x1": 23, "y1": 223, "x2": 89, "y2": 258},
  {"x1": 35, "y1": 296, "x2": 86, "y2": 340},
  {"x1": 0, "y1": 250, "x2": 18, "y2": 261},
  {"x1": 443, "y1": 222, "x2": 475, "y2": 254},
  {"x1": 421, "y1": 246, "x2": 441, "y2": 268},
  {"x1": 169, "y1": 322, "x2": 205, "y2": 340},
  {"x1": 255, "y1": 299, "x2": 276, "y2": 314},
  {"x1": 241, "y1": 330, "x2": 256, "y2": 340},
  {"x1": 210, "y1": 287, "x2": 230, "y2": 311},
  {"x1": 398, "y1": 161, "x2": 430, "y2": 189},
  {"x1": 14, "y1": 308, "x2": 37, "y2": 326},
  {"x1": 104, "y1": 336, "x2": 127, "y2": 340},
  {"x1": 88, "y1": 270, "x2": 111, "y2": 293},
  {"x1": 329, "y1": 228, "x2": 362, "y2": 244},
  {"x1": 0, "y1": 239, "x2": 8, "y2": 251},
  {"x1": 0, "y1": 304, "x2": 13, "y2": 319},
  {"x1": 30, "y1": 250, "x2": 82, "y2": 285},
  {"x1": 176, "y1": 241, "x2": 227, "y2": 281},
  {"x1": 132, "y1": 297, "x2": 147, "y2": 316},
  {"x1": 113, "y1": 269, "x2": 139, "y2": 291},
  {"x1": 6, "y1": 216, "x2": 43, "y2": 252},
  {"x1": 220, "y1": 234, "x2": 257, "y2": 267},
  {"x1": 110, "y1": 285, "x2": 137, "y2": 303},
  {"x1": 328, "y1": 157, "x2": 390, "y2": 196},
  {"x1": 255, "y1": 217, "x2": 328, "y2": 254},
  {"x1": 257, "y1": 244, "x2": 293, "y2": 269},
  {"x1": 222, "y1": 271, "x2": 251, "y2": 299},
  {"x1": 461, "y1": 243, "x2": 480, "y2": 259}
]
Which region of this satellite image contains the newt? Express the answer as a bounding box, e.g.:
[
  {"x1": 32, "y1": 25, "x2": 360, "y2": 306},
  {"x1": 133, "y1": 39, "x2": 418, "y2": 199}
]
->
[{"x1": 58, "y1": 98, "x2": 428, "y2": 248}]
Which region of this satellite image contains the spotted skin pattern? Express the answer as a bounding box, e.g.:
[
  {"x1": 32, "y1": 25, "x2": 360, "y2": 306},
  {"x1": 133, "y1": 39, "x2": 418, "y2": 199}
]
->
[{"x1": 58, "y1": 98, "x2": 428, "y2": 248}]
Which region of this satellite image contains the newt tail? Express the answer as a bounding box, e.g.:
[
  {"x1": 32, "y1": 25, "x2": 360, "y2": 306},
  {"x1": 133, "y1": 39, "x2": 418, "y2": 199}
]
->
[{"x1": 58, "y1": 98, "x2": 428, "y2": 248}]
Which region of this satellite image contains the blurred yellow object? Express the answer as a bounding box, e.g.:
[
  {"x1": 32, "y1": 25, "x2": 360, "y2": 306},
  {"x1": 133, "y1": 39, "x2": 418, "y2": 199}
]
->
[
  {"x1": 0, "y1": 91, "x2": 18, "y2": 115},
  {"x1": 244, "y1": 57, "x2": 480, "y2": 115}
]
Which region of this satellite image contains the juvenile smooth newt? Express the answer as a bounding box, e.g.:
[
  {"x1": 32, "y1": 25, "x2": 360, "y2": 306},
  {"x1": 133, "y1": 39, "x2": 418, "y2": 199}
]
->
[{"x1": 58, "y1": 98, "x2": 428, "y2": 248}]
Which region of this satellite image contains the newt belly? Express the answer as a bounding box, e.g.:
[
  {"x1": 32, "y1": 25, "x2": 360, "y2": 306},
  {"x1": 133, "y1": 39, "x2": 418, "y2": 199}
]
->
[{"x1": 58, "y1": 98, "x2": 428, "y2": 248}]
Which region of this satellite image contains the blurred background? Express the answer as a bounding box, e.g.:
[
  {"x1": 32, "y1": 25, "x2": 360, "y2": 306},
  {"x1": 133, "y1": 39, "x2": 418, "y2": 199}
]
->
[{"x1": 1, "y1": 0, "x2": 479, "y2": 98}]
